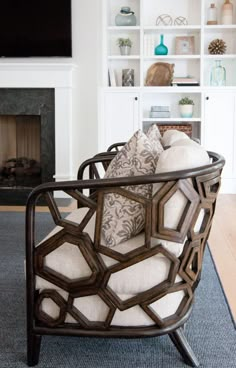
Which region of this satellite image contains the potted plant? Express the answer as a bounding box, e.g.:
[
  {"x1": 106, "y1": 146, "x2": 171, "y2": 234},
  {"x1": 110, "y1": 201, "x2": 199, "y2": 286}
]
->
[
  {"x1": 117, "y1": 38, "x2": 132, "y2": 55},
  {"x1": 178, "y1": 97, "x2": 194, "y2": 118}
]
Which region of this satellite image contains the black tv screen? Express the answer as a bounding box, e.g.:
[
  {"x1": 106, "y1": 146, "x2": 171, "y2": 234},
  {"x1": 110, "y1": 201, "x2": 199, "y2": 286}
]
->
[{"x1": 0, "y1": 0, "x2": 72, "y2": 57}]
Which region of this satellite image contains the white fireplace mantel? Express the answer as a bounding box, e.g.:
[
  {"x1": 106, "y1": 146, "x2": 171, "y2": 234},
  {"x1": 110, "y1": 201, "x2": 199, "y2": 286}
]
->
[
  {"x1": 0, "y1": 62, "x2": 77, "y2": 88},
  {"x1": 0, "y1": 62, "x2": 78, "y2": 186}
]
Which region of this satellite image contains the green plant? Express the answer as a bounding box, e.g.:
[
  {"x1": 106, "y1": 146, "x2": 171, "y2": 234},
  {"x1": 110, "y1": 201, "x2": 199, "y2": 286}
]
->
[
  {"x1": 117, "y1": 38, "x2": 132, "y2": 47},
  {"x1": 178, "y1": 97, "x2": 194, "y2": 105}
]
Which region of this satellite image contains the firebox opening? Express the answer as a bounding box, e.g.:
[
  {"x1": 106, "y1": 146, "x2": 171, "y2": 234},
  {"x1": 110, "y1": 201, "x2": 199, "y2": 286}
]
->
[{"x1": 0, "y1": 115, "x2": 41, "y2": 189}]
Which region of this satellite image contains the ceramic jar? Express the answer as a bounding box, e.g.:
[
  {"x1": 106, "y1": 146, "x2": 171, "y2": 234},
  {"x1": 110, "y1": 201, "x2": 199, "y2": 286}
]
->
[{"x1": 115, "y1": 7, "x2": 137, "y2": 26}]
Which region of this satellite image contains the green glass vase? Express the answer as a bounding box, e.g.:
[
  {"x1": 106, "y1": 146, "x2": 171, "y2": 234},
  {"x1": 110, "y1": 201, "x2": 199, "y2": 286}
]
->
[{"x1": 155, "y1": 34, "x2": 168, "y2": 55}]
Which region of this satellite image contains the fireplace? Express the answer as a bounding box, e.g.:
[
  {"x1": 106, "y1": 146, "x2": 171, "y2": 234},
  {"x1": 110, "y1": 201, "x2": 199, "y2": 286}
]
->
[
  {"x1": 0, "y1": 115, "x2": 41, "y2": 188},
  {"x1": 0, "y1": 88, "x2": 55, "y2": 205}
]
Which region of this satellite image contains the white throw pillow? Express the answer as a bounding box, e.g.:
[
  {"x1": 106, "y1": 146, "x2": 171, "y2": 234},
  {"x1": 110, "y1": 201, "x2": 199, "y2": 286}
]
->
[
  {"x1": 154, "y1": 145, "x2": 209, "y2": 174},
  {"x1": 162, "y1": 129, "x2": 190, "y2": 147},
  {"x1": 171, "y1": 138, "x2": 201, "y2": 149}
]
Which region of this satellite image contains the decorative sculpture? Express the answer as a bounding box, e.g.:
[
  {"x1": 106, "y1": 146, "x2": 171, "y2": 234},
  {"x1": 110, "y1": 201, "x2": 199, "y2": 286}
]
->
[
  {"x1": 156, "y1": 14, "x2": 173, "y2": 26},
  {"x1": 145, "y1": 62, "x2": 174, "y2": 86},
  {"x1": 208, "y1": 39, "x2": 227, "y2": 54}
]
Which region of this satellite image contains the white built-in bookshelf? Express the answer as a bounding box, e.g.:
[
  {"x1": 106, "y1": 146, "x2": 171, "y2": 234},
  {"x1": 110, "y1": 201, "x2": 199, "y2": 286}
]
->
[{"x1": 99, "y1": 0, "x2": 236, "y2": 193}]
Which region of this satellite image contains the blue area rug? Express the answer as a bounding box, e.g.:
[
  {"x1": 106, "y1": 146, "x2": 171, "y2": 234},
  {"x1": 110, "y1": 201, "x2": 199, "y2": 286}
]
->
[{"x1": 0, "y1": 212, "x2": 235, "y2": 367}]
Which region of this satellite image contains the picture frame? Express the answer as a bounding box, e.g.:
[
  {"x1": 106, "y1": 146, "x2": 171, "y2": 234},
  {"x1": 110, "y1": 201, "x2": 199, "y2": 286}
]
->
[{"x1": 175, "y1": 36, "x2": 195, "y2": 55}]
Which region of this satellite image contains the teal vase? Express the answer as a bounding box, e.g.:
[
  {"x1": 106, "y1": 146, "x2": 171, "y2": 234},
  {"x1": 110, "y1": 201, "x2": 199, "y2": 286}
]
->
[{"x1": 155, "y1": 34, "x2": 168, "y2": 55}]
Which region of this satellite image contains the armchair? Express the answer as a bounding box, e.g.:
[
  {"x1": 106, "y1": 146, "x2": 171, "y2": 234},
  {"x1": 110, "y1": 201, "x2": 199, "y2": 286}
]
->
[{"x1": 25, "y1": 144, "x2": 224, "y2": 367}]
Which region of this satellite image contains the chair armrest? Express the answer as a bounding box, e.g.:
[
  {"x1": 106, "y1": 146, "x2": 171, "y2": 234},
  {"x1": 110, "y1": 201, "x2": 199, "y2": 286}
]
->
[
  {"x1": 27, "y1": 150, "x2": 223, "y2": 210},
  {"x1": 76, "y1": 152, "x2": 116, "y2": 203},
  {"x1": 77, "y1": 153, "x2": 116, "y2": 180},
  {"x1": 107, "y1": 142, "x2": 126, "y2": 152},
  {"x1": 26, "y1": 150, "x2": 224, "y2": 254}
]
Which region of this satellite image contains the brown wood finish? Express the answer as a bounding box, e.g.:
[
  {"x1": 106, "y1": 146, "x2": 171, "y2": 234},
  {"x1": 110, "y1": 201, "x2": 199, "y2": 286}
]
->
[
  {"x1": 106, "y1": 142, "x2": 126, "y2": 152},
  {"x1": 169, "y1": 327, "x2": 200, "y2": 367},
  {"x1": 25, "y1": 150, "x2": 225, "y2": 367}
]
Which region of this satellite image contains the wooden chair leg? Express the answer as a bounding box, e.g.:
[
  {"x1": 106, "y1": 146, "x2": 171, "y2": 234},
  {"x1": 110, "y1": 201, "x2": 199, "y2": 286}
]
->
[
  {"x1": 27, "y1": 333, "x2": 42, "y2": 367},
  {"x1": 169, "y1": 327, "x2": 200, "y2": 367}
]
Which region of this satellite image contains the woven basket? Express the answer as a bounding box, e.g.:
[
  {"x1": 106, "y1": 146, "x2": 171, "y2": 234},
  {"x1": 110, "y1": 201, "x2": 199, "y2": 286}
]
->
[{"x1": 157, "y1": 123, "x2": 192, "y2": 137}]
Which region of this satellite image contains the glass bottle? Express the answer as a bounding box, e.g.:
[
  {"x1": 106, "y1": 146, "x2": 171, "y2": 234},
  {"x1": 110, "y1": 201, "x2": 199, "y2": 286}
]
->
[
  {"x1": 222, "y1": 0, "x2": 233, "y2": 25},
  {"x1": 210, "y1": 60, "x2": 226, "y2": 86},
  {"x1": 207, "y1": 3, "x2": 217, "y2": 25},
  {"x1": 155, "y1": 34, "x2": 168, "y2": 55}
]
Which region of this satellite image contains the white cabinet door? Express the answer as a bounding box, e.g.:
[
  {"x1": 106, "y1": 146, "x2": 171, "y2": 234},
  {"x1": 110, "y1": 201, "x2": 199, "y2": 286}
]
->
[
  {"x1": 204, "y1": 92, "x2": 235, "y2": 180},
  {"x1": 101, "y1": 92, "x2": 140, "y2": 150}
]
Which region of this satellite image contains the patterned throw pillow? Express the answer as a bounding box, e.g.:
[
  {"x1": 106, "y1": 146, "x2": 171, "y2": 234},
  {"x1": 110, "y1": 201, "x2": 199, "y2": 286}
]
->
[
  {"x1": 146, "y1": 124, "x2": 163, "y2": 162},
  {"x1": 101, "y1": 130, "x2": 158, "y2": 247}
]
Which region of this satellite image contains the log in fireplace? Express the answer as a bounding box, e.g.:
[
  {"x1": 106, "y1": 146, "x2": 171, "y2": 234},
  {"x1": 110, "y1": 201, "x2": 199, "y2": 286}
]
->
[{"x1": 0, "y1": 115, "x2": 41, "y2": 188}]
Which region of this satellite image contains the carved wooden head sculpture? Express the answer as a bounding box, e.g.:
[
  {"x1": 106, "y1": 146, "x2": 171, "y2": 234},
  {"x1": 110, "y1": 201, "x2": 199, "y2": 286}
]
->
[{"x1": 145, "y1": 62, "x2": 175, "y2": 86}]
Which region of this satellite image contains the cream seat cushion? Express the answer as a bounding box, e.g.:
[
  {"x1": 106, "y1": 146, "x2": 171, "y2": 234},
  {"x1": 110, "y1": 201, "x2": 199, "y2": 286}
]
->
[
  {"x1": 36, "y1": 208, "x2": 178, "y2": 295},
  {"x1": 36, "y1": 208, "x2": 184, "y2": 326},
  {"x1": 41, "y1": 289, "x2": 185, "y2": 327}
]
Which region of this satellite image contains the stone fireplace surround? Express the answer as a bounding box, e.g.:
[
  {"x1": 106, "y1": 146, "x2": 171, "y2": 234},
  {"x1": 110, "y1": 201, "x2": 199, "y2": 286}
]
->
[{"x1": 0, "y1": 62, "x2": 77, "y2": 199}]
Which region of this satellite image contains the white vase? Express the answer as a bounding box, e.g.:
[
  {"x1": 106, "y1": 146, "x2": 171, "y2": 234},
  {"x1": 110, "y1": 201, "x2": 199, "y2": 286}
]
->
[
  {"x1": 180, "y1": 105, "x2": 193, "y2": 118},
  {"x1": 222, "y1": 0, "x2": 233, "y2": 25}
]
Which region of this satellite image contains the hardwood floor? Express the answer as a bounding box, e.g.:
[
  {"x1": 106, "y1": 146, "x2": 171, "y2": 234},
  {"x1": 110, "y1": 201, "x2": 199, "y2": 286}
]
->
[
  {"x1": 0, "y1": 202, "x2": 77, "y2": 213},
  {"x1": 208, "y1": 194, "x2": 236, "y2": 322},
  {"x1": 0, "y1": 194, "x2": 235, "y2": 322}
]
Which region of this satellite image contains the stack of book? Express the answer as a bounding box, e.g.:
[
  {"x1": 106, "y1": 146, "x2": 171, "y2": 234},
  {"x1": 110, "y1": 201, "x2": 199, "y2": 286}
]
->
[
  {"x1": 172, "y1": 77, "x2": 199, "y2": 86},
  {"x1": 143, "y1": 34, "x2": 155, "y2": 56},
  {"x1": 149, "y1": 106, "x2": 170, "y2": 118}
]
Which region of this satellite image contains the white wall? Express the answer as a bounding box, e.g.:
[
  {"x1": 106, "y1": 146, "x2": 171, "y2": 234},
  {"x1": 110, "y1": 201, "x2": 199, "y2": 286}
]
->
[
  {"x1": 71, "y1": 0, "x2": 102, "y2": 174},
  {"x1": 0, "y1": 0, "x2": 101, "y2": 179}
]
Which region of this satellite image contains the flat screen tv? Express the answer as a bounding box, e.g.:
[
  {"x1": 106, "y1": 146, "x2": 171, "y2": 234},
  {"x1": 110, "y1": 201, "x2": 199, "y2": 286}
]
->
[{"x1": 0, "y1": 0, "x2": 72, "y2": 57}]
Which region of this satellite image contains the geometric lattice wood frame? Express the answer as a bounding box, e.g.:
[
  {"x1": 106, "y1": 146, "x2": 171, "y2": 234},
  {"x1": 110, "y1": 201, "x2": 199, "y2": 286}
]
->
[
  {"x1": 195, "y1": 170, "x2": 221, "y2": 204},
  {"x1": 34, "y1": 232, "x2": 104, "y2": 293},
  {"x1": 103, "y1": 245, "x2": 180, "y2": 311},
  {"x1": 68, "y1": 292, "x2": 116, "y2": 329},
  {"x1": 142, "y1": 283, "x2": 193, "y2": 328},
  {"x1": 35, "y1": 290, "x2": 67, "y2": 327},
  {"x1": 25, "y1": 150, "x2": 225, "y2": 367},
  {"x1": 189, "y1": 203, "x2": 213, "y2": 242},
  {"x1": 178, "y1": 240, "x2": 202, "y2": 286},
  {"x1": 152, "y1": 179, "x2": 200, "y2": 243}
]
